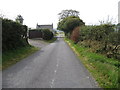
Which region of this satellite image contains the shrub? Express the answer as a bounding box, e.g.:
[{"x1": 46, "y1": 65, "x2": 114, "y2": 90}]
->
[
  {"x1": 42, "y1": 29, "x2": 53, "y2": 40},
  {"x1": 2, "y1": 18, "x2": 29, "y2": 52},
  {"x1": 79, "y1": 25, "x2": 120, "y2": 60}
]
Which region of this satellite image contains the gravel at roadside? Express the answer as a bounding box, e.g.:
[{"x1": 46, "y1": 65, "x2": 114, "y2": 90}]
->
[{"x1": 28, "y1": 38, "x2": 49, "y2": 48}]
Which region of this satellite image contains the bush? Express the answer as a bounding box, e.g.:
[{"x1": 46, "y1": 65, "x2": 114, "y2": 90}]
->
[
  {"x1": 2, "y1": 18, "x2": 29, "y2": 52},
  {"x1": 42, "y1": 29, "x2": 53, "y2": 40},
  {"x1": 79, "y1": 24, "x2": 120, "y2": 60}
]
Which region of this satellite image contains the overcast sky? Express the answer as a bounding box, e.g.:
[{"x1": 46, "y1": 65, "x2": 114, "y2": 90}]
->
[{"x1": 0, "y1": 0, "x2": 119, "y2": 28}]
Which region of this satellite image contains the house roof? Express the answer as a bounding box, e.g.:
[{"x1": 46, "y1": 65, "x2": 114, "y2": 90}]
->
[{"x1": 36, "y1": 24, "x2": 53, "y2": 30}]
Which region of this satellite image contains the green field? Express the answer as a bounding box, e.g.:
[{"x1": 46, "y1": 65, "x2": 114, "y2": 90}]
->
[{"x1": 65, "y1": 38, "x2": 119, "y2": 89}]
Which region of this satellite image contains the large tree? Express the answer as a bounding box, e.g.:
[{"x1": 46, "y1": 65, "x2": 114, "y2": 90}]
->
[
  {"x1": 16, "y1": 15, "x2": 24, "y2": 24},
  {"x1": 58, "y1": 9, "x2": 80, "y2": 21},
  {"x1": 57, "y1": 16, "x2": 85, "y2": 34},
  {"x1": 57, "y1": 10, "x2": 85, "y2": 43}
]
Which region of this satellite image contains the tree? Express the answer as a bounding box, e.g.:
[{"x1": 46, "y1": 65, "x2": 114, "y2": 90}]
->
[
  {"x1": 16, "y1": 15, "x2": 24, "y2": 24},
  {"x1": 0, "y1": 14, "x2": 4, "y2": 18},
  {"x1": 58, "y1": 9, "x2": 79, "y2": 21},
  {"x1": 57, "y1": 16, "x2": 85, "y2": 34},
  {"x1": 99, "y1": 15, "x2": 116, "y2": 25}
]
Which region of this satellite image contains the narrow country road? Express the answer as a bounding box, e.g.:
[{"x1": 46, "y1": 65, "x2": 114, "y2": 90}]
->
[{"x1": 2, "y1": 38, "x2": 98, "y2": 88}]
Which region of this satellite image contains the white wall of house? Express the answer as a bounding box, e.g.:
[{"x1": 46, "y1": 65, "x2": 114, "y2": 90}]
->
[{"x1": 36, "y1": 24, "x2": 53, "y2": 31}]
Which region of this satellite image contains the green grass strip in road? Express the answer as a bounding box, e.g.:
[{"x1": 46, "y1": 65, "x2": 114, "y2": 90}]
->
[
  {"x1": 64, "y1": 38, "x2": 119, "y2": 89},
  {"x1": 2, "y1": 45, "x2": 39, "y2": 70}
]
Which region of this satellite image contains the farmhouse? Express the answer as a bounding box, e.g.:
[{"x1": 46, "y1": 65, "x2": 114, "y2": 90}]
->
[{"x1": 36, "y1": 23, "x2": 53, "y2": 31}]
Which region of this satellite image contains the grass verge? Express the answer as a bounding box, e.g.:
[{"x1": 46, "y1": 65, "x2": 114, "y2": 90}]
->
[
  {"x1": 2, "y1": 45, "x2": 39, "y2": 70},
  {"x1": 64, "y1": 38, "x2": 119, "y2": 89}
]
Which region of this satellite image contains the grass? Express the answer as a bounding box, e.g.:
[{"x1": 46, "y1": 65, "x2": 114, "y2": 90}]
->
[
  {"x1": 64, "y1": 38, "x2": 119, "y2": 89},
  {"x1": 43, "y1": 37, "x2": 57, "y2": 43},
  {"x1": 0, "y1": 54, "x2": 2, "y2": 70},
  {"x1": 2, "y1": 45, "x2": 39, "y2": 70}
]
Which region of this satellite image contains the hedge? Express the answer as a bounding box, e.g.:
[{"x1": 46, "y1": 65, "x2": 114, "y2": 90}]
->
[
  {"x1": 2, "y1": 18, "x2": 29, "y2": 52},
  {"x1": 42, "y1": 29, "x2": 53, "y2": 40}
]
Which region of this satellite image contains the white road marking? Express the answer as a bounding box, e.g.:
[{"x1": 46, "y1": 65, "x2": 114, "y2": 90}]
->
[
  {"x1": 50, "y1": 58, "x2": 60, "y2": 88},
  {"x1": 50, "y1": 79, "x2": 55, "y2": 88},
  {"x1": 87, "y1": 76, "x2": 89, "y2": 78},
  {"x1": 54, "y1": 70, "x2": 57, "y2": 73}
]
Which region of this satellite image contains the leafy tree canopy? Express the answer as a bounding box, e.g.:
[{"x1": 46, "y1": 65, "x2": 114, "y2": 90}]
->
[
  {"x1": 57, "y1": 16, "x2": 85, "y2": 34},
  {"x1": 58, "y1": 9, "x2": 80, "y2": 21},
  {"x1": 16, "y1": 15, "x2": 24, "y2": 24}
]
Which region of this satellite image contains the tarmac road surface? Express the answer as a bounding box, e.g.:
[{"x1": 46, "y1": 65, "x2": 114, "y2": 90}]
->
[{"x1": 2, "y1": 38, "x2": 99, "y2": 88}]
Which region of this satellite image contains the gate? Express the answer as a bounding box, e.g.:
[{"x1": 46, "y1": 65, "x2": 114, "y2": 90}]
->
[{"x1": 29, "y1": 30, "x2": 42, "y2": 39}]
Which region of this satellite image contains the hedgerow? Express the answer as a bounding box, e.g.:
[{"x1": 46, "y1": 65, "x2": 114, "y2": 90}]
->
[
  {"x1": 2, "y1": 18, "x2": 29, "y2": 52},
  {"x1": 79, "y1": 25, "x2": 120, "y2": 60}
]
